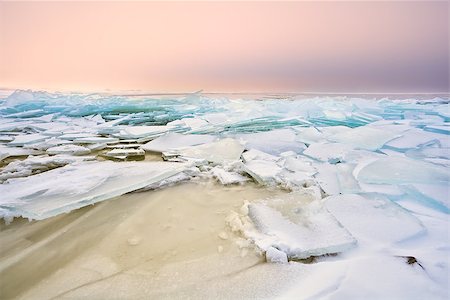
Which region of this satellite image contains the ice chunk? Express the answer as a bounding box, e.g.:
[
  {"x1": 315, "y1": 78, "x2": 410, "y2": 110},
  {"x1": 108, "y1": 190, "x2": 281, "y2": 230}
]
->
[
  {"x1": 0, "y1": 145, "x2": 40, "y2": 161},
  {"x1": 242, "y1": 160, "x2": 282, "y2": 185},
  {"x1": 241, "y1": 149, "x2": 279, "y2": 163},
  {"x1": 265, "y1": 247, "x2": 288, "y2": 263},
  {"x1": 328, "y1": 126, "x2": 399, "y2": 150},
  {"x1": 246, "y1": 202, "x2": 356, "y2": 259},
  {"x1": 116, "y1": 125, "x2": 170, "y2": 139},
  {"x1": 385, "y1": 128, "x2": 450, "y2": 151},
  {"x1": 8, "y1": 134, "x2": 48, "y2": 146},
  {"x1": 46, "y1": 145, "x2": 91, "y2": 156},
  {"x1": 0, "y1": 161, "x2": 190, "y2": 220},
  {"x1": 73, "y1": 137, "x2": 119, "y2": 144},
  {"x1": 424, "y1": 125, "x2": 450, "y2": 135},
  {"x1": 401, "y1": 184, "x2": 450, "y2": 212},
  {"x1": 0, "y1": 155, "x2": 94, "y2": 182},
  {"x1": 210, "y1": 167, "x2": 249, "y2": 185},
  {"x1": 102, "y1": 148, "x2": 145, "y2": 161},
  {"x1": 325, "y1": 194, "x2": 425, "y2": 243},
  {"x1": 162, "y1": 138, "x2": 244, "y2": 164},
  {"x1": 356, "y1": 157, "x2": 449, "y2": 185},
  {"x1": 141, "y1": 132, "x2": 216, "y2": 153},
  {"x1": 236, "y1": 129, "x2": 306, "y2": 155},
  {"x1": 303, "y1": 143, "x2": 354, "y2": 163},
  {"x1": 282, "y1": 156, "x2": 316, "y2": 175}
]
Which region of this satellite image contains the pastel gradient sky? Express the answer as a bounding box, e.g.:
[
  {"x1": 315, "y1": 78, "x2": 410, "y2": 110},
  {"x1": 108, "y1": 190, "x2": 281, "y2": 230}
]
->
[{"x1": 0, "y1": 1, "x2": 448, "y2": 93}]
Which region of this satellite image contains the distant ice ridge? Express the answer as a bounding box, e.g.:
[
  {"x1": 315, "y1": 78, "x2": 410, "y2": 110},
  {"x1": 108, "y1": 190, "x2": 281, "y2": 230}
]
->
[{"x1": 0, "y1": 90, "x2": 449, "y2": 265}]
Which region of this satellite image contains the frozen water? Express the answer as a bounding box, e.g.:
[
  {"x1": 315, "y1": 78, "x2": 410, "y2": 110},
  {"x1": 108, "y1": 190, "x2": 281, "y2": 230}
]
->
[
  {"x1": 356, "y1": 156, "x2": 449, "y2": 185},
  {"x1": 325, "y1": 194, "x2": 425, "y2": 244},
  {"x1": 246, "y1": 202, "x2": 356, "y2": 259},
  {"x1": 163, "y1": 138, "x2": 244, "y2": 164},
  {"x1": 328, "y1": 126, "x2": 399, "y2": 150},
  {"x1": 141, "y1": 132, "x2": 216, "y2": 153},
  {"x1": 47, "y1": 144, "x2": 91, "y2": 156},
  {"x1": 0, "y1": 161, "x2": 190, "y2": 220}
]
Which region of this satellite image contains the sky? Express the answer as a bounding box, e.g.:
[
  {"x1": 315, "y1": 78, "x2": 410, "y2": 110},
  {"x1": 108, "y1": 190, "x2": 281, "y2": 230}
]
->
[{"x1": 0, "y1": 1, "x2": 448, "y2": 93}]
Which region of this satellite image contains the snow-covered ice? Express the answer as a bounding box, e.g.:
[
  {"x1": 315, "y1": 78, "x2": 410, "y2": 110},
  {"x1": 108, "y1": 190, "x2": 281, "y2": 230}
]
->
[{"x1": 0, "y1": 90, "x2": 449, "y2": 299}]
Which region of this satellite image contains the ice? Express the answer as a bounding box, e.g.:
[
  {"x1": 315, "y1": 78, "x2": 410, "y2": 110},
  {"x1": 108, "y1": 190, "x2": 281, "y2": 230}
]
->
[
  {"x1": 356, "y1": 156, "x2": 449, "y2": 185},
  {"x1": 303, "y1": 143, "x2": 354, "y2": 163},
  {"x1": 162, "y1": 138, "x2": 244, "y2": 164},
  {"x1": 73, "y1": 137, "x2": 120, "y2": 144},
  {"x1": 8, "y1": 134, "x2": 48, "y2": 146},
  {"x1": 0, "y1": 145, "x2": 40, "y2": 161},
  {"x1": 241, "y1": 149, "x2": 279, "y2": 163},
  {"x1": 0, "y1": 161, "x2": 190, "y2": 220},
  {"x1": 328, "y1": 126, "x2": 399, "y2": 150},
  {"x1": 245, "y1": 202, "x2": 356, "y2": 259},
  {"x1": 384, "y1": 128, "x2": 449, "y2": 150},
  {"x1": 235, "y1": 129, "x2": 306, "y2": 155},
  {"x1": 265, "y1": 247, "x2": 288, "y2": 264},
  {"x1": 210, "y1": 167, "x2": 249, "y2": 185},
  {"x1": 0, "y1": 155, "x2": 94, "y2": 182},
  {"x1": 116, "y1": 125, "x2": 170, "y2": 139},
  {"x1": 424, "y1": 125, "x2": 450, "y2": 135},
  {"x1": 242, "y1": 160, "x2": 282, "y2": 185},
  {"x1": 325, "y1": 194, "x2": 425, "y2": 244},
  {"x1": 103, "y1": 148, "x2": 145, "y2": 161},
  {"x1": 47, "y1": 145, "x2": 91, "y2": 156},
  {"x1": 141, "y1": 132, "x2": 216, "y2": 153},
  {"x1": 282, "y1": 156, "x2": 316, "y2": 175}
]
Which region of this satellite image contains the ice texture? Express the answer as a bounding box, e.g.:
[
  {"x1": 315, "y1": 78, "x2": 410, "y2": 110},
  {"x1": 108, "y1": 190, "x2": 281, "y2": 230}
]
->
[
  {"x1": 0, "y1": 161, "x2": 190, "y2": 220},
  {"x1": 141, "y1": 132, "x2": 216, "y2": 153},
  {"x1": 246, "y1": 202, "x2": 356, "y2": 259},
  {"x1": 1, "y1": 90, "x2": 449, "y2": 298}
]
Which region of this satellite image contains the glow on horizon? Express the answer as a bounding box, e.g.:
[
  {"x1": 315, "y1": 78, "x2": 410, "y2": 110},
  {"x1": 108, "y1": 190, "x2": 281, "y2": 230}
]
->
[{"x1": 0, "y1": 1, "x2": 448, "y2": 93}]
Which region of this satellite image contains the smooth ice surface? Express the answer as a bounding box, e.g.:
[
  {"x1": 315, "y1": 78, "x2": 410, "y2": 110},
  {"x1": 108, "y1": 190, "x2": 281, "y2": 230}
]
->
[
  {"x1": 0, "y1": 161, "x2": 189, "y2": 220},
  {"x1": 356, "y1": 156, "x2": 449, "y2": 185},
  {"x1": 325, "y1": 194, "x2": 425, "y2": 244},
  {"x1": 141, "y1": 132, "x2": 216, "y2": 153},
  {"x1": 163, "y1": 138, "x2": 244, "y2": 164},
  {"x1": 328, "y1": 126, "x2": 399, "y2": 150},
  {"x1": 246, "y1": 202, "x2": 356, "y2": 259}
]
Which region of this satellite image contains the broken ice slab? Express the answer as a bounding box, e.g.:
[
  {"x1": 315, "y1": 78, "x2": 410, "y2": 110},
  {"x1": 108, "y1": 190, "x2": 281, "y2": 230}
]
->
[
  {"x1": 241, "y1": 149, "x2": 279, "y2": 163},
  {"x1": 0, "y1": 161, "x2": 190, "y2": 220},
  {"x1": 424, "y1": 125, "x2": 450, "y2": 135},
  {"x1": 235, "y1": 129, "x2": 306, "y2": 156},
  {"x1": 0, "y1": 145, "x2": 40, "y2": 161},
  {"x1": 328, "y1": 126, "x2": 399, "y2": 151},
  {"x1": 294, "y1": 126, "x2": 352, "y2": 145},
  {"x1": 400, "y1": 184, "x2": 450, "y2": 213},
  {"x1": 302, "y1": 142, "x2": 354, "y2": 163},
  {"x1": 210, "y1": 167, "x2": 249, "y2": 185},
  {"x1": 242, "y1": 160, "x2": 282, "y2": 185},
  {"x1": 102, "y1": 148, "x2": 146, "y2": 161},
  {"x1": 46, "y1": 145, "x2": 91, "y2": 156},
  {"x1": 162, "y1": 138, "x2": 244, "y2": 164},
  {"x1": 73, "y1": 136, "x2": 120, "y2": 144},
  {"x1": 245, "y1": 202, "x2": 356, "y2": 259},
  {"x1": 141, "y1": 132, "x2": 216, "y2": 153},
  {"x1": 313, "y1": 163, "x2": 361, "y2": 196},
  {"x1": 115, "y1": 125, "x2": 171, "y2": 139},
  {"x1": 325, "y1": 194, "x2": 425, "y2": 244},
  {"x1": 355, "y1": 156, "x2": 449, "y2": 185},
  {"x1": 0, "y1": 155, "x2": 95, "y2": 182},
  {"x1": 384, "y1": 128, "x2": 450, "y2": 151},
  {"x1": 8, "y1": 134, "x2": 48, "y2": 146}
]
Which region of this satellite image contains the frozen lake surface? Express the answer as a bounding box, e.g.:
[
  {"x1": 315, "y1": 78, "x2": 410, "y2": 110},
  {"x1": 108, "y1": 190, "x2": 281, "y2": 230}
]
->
[{"x1": 0, "y1": 90, "x2": 449, "y2": 299}]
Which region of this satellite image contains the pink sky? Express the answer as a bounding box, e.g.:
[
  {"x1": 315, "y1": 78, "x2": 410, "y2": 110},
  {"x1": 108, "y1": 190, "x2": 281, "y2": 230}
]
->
[{"x1": 0, "y1": 1, "x2": 448, "y2": 93}]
